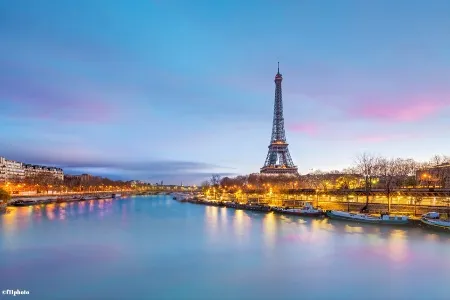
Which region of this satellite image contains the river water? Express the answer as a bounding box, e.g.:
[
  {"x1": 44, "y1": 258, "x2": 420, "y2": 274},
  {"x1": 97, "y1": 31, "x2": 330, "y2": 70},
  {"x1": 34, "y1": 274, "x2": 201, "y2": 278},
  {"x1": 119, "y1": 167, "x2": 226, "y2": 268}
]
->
[{"x1": 1, "y1": 195, "x2": 450, "y2": 300}]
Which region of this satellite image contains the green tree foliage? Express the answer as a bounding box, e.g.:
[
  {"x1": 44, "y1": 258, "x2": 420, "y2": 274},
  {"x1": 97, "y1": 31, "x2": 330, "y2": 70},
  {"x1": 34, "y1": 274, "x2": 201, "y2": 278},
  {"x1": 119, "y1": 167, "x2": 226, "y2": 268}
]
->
[{"x1": 0, "y1": 188, "x2": 11, "y2": 204}]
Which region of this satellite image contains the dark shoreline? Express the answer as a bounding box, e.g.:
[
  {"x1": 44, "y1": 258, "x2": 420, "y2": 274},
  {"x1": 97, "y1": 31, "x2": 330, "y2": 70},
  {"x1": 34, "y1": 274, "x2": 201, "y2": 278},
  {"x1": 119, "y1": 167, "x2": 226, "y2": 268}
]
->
[{"x1": 6, "y1": 191, "x2": 166, "y2": 207}]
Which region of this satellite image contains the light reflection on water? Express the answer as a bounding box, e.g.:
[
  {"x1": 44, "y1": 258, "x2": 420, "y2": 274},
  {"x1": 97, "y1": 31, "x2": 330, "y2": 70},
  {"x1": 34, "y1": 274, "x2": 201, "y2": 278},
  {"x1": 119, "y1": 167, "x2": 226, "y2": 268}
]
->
[
  {"x1": 388, "y1": 230, "x2": 409, "y2": 263},
  {"x1": 1, "y1": 196, "x2": 450, "y2": 300},
  {"x1": 262, "y1": 213, "x2": 277, "y2": 249},
  {"x1": 204, "y1": 206, "x2": 219, "y2": 242},
  {"x1": 233, "y1": 209, "x2": 251, "y2": 243}
]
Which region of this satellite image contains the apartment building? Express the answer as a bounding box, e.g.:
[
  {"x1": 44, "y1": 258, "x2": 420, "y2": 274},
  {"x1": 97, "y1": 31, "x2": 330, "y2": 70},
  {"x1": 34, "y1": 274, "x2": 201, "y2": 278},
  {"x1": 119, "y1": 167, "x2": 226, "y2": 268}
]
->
[
  {"x1": 23, "y1": 164, "x2": 64, "y2": 181},
  {"x1": 0, "y1": 157, "x2": 25, "y2": 181},
  {"x1": 0, "y1": 156, "x2": 64, "y2": 182}
]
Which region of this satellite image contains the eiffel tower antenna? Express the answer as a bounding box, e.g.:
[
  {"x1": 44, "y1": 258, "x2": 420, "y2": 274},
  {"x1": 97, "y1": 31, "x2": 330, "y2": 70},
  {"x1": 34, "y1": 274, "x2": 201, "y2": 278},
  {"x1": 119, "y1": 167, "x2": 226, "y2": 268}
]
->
[{"x1": 260, "y1": 62, "x2": 298, "y2": 175}]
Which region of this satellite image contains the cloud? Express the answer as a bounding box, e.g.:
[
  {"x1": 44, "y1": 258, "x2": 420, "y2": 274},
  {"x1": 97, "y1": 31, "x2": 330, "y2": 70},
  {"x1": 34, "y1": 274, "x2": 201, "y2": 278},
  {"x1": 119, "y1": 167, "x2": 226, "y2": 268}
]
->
[
  {"x1": 73, "y1": 171, "x2": 238, "y2": 185},
  {"x1": 51, "y1": 160, "x2": 235, "y2": 173},
  {"x1": 62, "y1": 166, "x2": 238, "y2": 185},
  {"x1": 214, "y1": 61, "x2": 450, "y2": 125},
  {"x1": 352, "y1": 133, "x2": 415, "y2": 143},
  {"x1": 347, "y1": 94, "x2": 449, "y2": 122},
  {"x1": 0, "y1": 149, "x2": 233, "y2": 174},
  {"x1": 0, "y1": 143, "x2": 237, "y2": 184},
  {"x1": 287, "y1": 122, "x2": 320, "y2": 136},
  {"x1": 0, "y1": 61, "x2": 116, "y2": 124}
]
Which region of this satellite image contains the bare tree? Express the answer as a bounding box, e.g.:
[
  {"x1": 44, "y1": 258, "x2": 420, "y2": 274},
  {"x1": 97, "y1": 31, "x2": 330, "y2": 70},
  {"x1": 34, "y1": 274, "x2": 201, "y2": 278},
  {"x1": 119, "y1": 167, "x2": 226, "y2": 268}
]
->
[
  {"x1": 300, "y1": 174, "x2": 321, "y2": 190},
  {"x1": 335, "y1": 174, "x2": 360, "y2": 190},
  {"x1": 393, "y1": 158, "x2": 418, "y2": 188},
  {"x1": 354, "y1": 152, "x2": 378, "y2": 211},
  {"x1": 34, "y1": 173, "x2": 58, "y2": 194},
  {"x1": 429, "y1": 155, "x2": 450, "y2": 188},
  {"x1": 429, "y1": 154, "x2": 450, "y2": 166},
  {"x1": 377, "y1": 157, "x2": 401, "y2": 212},
  {"x1": 210, "y1": 174, "x2": 221, "y2": 187}
]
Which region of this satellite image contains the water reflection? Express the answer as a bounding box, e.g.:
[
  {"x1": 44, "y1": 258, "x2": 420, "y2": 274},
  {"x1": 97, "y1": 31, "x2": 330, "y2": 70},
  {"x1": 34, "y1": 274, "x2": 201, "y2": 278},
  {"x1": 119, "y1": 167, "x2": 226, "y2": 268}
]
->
[
  {"x1": 366, "y1": 233, "x2": 384, "y2": 247},
  {"x1": 311, "y1": 218, "x2": 334, "y2": 232},
  {"x1": 78, "y1": 202, "x2": 86, "y2": 215},
  {"x1": 46, "y1": 204, "x2": 55, "y2": 221},
  {"x1": 344, "y1": 225, "x2": 364, "y2": 234},
  {"x1": 98, "y1": 200, "x2": 105, "y2": 218},
  {"x1": 32, "y1": 206, "x2": 42, "y2": 222},
  {"x1": 220, "y1": 207, "x2": 228, "y2": 227},
  {"x1": 424, "y1": 233, "x2": 440, "y2": 242},
  {"x1": 204, "y1": 206, "x2": 219, "y2": 241},
  {"x1": 2, "y1": 196, "x2": 450, "y2": 300},
  {"x1": 1, "y1": 207, "x2": 17, "y2": 232},
  {"x1": 233, "y1": 209, "x2": 251, "y2": 242},
  {"x1": 388, "y1": 229, "x2": 409, "y2": 263},
  {"x1": 262, "y1": 213, "x2": 277, "y2": 248},
  {"x1": 88, "y1": 200, "x2": 94, "y2": 212},
  {"x1": 283, "y1": 219, "x2": 329, "y2": 246},
  {"x1": 57, "y1": 202, "x2": 67, "y2": 220},
  {"x1": 0, "y1": 199, "x2": 118, "y2": 234}
]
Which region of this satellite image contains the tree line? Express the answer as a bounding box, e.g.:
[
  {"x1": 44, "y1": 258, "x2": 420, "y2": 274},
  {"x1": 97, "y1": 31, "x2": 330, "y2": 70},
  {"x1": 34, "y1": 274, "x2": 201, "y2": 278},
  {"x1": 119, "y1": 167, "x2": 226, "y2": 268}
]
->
[
  {"x1": 203, "y1": 153, "x2": 450, "y2": 194},
  {"x1": 1, "y1": 173, "x2": 148, "y2": 193}
]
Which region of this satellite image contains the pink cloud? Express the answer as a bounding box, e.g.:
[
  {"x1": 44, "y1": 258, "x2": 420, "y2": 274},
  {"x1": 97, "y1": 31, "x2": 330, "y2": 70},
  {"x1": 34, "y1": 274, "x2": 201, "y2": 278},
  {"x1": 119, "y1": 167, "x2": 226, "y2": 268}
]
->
[
  {"x1": 0, "y1": 61, "x2": 117, "y2": 124},
  {"x1": 211, "y1": 61, "x2": 450, "y2": 125},
  {"x1": 5, "y1": 96, "x2": 115, "y2": 124},
  {"x1": 353, "y1": 133, "x2": 416, "y2": 143},
  {"x1": 349, "y1": 95, "x2": 449, "y2": 122},
  {"x1": 287, "y1": 122, "x2": 320, "y2": 136}
]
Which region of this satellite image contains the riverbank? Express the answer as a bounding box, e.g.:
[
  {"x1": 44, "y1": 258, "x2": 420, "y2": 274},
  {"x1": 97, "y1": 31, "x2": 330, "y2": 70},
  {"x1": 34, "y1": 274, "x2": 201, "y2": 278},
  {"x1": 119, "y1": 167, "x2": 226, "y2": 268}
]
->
[
  {"x1": 8, "y1": 190, "x2": 166, "y2": 203},
  {"x1": 215, "y1": 194, "x2": 450, "y2": 216},
  {"x1": 6, "y1": 191, "x2": 167, "y2": 207},
  {"x1": 173, "y1": 193, "x2": 431, "y2": 229}
]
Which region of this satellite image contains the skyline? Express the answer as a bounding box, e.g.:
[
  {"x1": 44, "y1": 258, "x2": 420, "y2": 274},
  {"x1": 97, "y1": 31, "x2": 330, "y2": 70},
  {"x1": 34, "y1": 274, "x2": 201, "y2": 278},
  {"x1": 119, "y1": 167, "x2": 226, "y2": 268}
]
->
[{"x1": 1, "y1": 1, "x2": 450, "y2": 184}]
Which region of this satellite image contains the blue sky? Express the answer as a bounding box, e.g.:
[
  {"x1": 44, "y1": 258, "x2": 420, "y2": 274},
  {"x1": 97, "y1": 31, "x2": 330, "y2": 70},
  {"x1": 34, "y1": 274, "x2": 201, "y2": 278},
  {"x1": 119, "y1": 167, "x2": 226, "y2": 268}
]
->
[{"x1": 1, "y1": 0, "x2": 449, "y2": 184}]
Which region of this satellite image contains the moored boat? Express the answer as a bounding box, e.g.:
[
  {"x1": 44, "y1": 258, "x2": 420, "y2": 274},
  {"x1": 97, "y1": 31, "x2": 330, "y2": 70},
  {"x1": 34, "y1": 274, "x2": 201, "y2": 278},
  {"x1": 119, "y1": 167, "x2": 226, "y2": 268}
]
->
[
  {"x1": 421, "y1": 217, "x2": 450, "y2": 231},
  {"x1": 11, "y1": 200, "x2": 36, "y2": 207},
  {"x1": 273, "y1": 202, "x2": 323, "y2": 217},
  {"x1": 56, "y1": 197, "x2": 66, "y2": 203},
  {"x1": 422, "y1": 212, "x2": 440, "y2": 219},
  {"x1": 39, "y1": 198, "x2": 55, "y2": 204},
  {"x1": 326, "y1": 210, "x2": 409, "y2": 225},
  {"x1": 112, "y1": 193, "x2": 122, "y2": 198},
  {"x1": 243, "y1": 203, "x2": 271, "y2": 212},
  {"x1": 223, "y1": 201, "x2": 239, "y2": 209},
  {"x1": 172, "y1": 193, "x2": 190, "y2": 202}
]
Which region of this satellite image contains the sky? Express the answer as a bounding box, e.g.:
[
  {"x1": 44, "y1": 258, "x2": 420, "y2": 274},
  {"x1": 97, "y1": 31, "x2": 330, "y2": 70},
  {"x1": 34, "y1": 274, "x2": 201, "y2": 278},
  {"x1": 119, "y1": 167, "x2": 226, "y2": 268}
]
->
[{"x1": 1, "y1": 0, "x2": 450, "y2": 184}]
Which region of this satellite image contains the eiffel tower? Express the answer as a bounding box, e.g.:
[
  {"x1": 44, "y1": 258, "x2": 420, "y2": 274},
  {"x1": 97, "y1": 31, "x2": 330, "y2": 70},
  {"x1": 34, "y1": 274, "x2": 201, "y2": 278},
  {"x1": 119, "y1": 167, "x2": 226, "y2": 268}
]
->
[{"x1": 260, "y1": 63, "x2": 298, "y2": 175}]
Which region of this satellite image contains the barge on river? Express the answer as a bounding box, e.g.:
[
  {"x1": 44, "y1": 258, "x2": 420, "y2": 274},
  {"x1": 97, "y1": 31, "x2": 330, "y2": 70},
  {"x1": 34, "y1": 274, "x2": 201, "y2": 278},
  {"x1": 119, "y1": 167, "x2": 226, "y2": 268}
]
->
[
  {"x1": 272, "y1": 202, "x2": 323, "y2": 217},
  {"x1": 326, "y1": 210, "x2": 409, "y2": 225},
  {"x1": 421, "y1": 212, "x2": 450, "y2": 231}
]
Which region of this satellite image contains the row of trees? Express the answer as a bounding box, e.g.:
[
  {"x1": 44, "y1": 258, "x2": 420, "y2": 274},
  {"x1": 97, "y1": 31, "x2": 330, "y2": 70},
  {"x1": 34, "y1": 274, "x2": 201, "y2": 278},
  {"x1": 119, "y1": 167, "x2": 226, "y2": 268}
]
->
[
  {"x1": 202, "y1": 153, "x2": 450, "y2": 204},
  {"x1": 0, "y1": 173, "x2": 149, "y2": 194},
  {"x1": 199, "y1": 153, "x2": 450, "y2": 213},
  {"x1": 354, "y1": 154, "x2": 450, "y2": 210},
  {"x1": 0, "y1": 188, "x2": 10, "y2": 205}
]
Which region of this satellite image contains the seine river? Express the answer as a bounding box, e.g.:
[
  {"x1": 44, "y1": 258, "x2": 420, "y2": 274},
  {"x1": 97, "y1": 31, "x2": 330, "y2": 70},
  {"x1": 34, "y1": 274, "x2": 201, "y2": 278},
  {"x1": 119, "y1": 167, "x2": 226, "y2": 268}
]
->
[{"x1": 1, "y1": 195, "x2": 450, "y2": 300}]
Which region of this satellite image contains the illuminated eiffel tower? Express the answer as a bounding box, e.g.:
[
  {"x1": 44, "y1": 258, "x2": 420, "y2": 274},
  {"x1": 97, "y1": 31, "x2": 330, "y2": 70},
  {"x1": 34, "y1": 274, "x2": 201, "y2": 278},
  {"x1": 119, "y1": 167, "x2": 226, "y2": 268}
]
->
[{"x1": 260, "y1": 63, "x2": 298, "y2": 175}]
